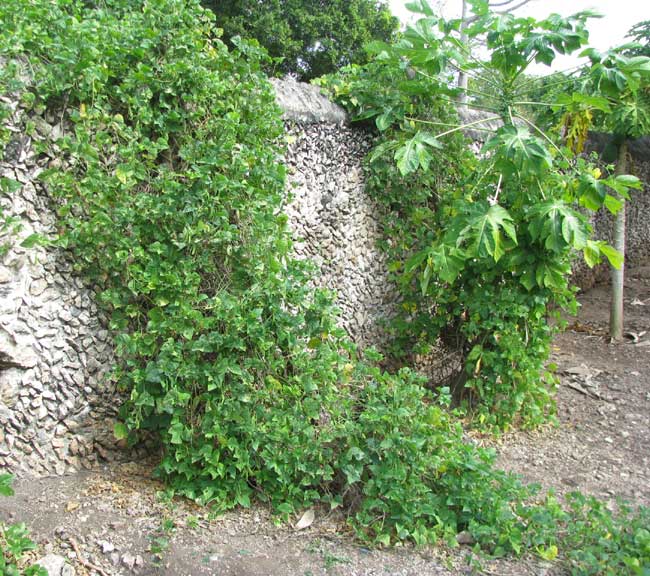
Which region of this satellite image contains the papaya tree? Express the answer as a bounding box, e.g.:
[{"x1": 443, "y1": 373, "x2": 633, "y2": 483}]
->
[
  {"x1": 322, "y1": 0, "x2": 641, "y2": 427},
  {"x1": 456, "y1": 0, "x2": 535, "y2": 107}
]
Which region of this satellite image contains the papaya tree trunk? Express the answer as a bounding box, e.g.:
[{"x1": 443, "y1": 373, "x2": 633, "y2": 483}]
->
[{"x1": 610, "y1": 139, "x2": 628, "y2": 341}]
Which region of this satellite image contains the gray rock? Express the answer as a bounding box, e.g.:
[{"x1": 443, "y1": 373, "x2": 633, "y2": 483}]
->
[
  {"x1": 99, "y1": 540, "x2": 115, "y2": 554},
  {"x1": 0, "y1": 327, "x2": 37, "y2": 369},
  {"x1": 29, "y1": 278, "x2": 49, "y2": 296},
  {"x1": 272, "y1": 78, "x2": 347, "y2": 125},
  {"x1": 456, "y1": 531, "x2": 476, "y2": 546},
  {"x1": 0, "y1": 266, "x2": 13, "y2": 283},
  {"x1": 35, "y1": 554, "x2": 75, "y2": 576},
  {"x1": 122, "y1": 552, "x2": 136, "y2": 569},
  {"x1": 0, "y1": 367, "x2": 23, "y2": 405}
]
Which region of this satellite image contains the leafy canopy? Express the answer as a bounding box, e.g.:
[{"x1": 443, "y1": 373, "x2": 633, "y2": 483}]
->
[
  {"x1": 581, "y1": 46, "x2": 650, "y2": 138},
  {"x1": 201, "y1": 0, "x2": 399, "y2": 80}
]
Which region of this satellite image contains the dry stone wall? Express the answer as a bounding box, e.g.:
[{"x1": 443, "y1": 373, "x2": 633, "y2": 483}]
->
[
  {"x1": 0, "y1": 78, "x2": 399, "y2": 477},
  {"x1": 0, "y1": 88, "x2": 140, "y2": 478},
  {"x1": 626, "y1": 142, "x2": 650, "y2": 264},
  {"x1": 275, "y1": 79, "x2": 399, "y2": 348},
  {"x1": 283, "y1": 120, "x2": 398, "y2": 348},
  {"x1": 3, "y1": 75, "x2": 650, "y2": 477}
]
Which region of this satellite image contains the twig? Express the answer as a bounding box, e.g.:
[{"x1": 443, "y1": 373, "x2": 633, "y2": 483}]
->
[
  {"x1": 69, "y1": 537, "x2": 110, "y2": 576},
  {"x1": 488, "y1": 174, "x2": 503, "y2": 205}
]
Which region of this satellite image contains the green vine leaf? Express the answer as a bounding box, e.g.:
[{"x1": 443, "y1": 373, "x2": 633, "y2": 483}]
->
[
  {"x1": 113, "y1": 422, "x2": 129, "y2": 440},
  {"x1": 429, "y1": 244, "x2": 465, "y2": 284},
  {"x1": 375, "y1": 110, "x2": 394, "y2": 131}
]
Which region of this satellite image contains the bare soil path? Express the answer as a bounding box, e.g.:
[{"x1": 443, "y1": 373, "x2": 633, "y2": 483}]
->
[{"x1": 2, "y1": 266, "x2": 649, "y2": 576}]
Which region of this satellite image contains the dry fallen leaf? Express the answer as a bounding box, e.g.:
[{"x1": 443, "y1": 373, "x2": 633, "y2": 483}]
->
[
  {"x1": 295, "y1": 508, "x2": 315, "y2": 530},
  {"x1": 65, "y1": 501, "x2": 80, "y2": 512}
]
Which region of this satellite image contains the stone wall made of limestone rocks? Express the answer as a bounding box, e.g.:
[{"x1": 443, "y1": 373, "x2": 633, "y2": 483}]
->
[
  {"x1": 0, "y1": 85, "x2": 150, "y2": 477},
  {"x1": 284, "y1": 121, "x2": 399, "y2": 348},
  {"x1": 274, "y1": 78, "x2": 400, "y2": 348},
  {"x1": 1, "y1": 77, "x2": 400, "y2": 477},
  {"x1": 4, "y1": 75, "x2": 650, "y2": 478}
]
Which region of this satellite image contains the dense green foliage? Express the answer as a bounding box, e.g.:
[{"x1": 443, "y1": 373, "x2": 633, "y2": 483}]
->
[
  {"x1": 581, "y1": 48, "x2": 650, "y2": 139},
  {"x1": 561, "y1": 494, "x2": 650, "y2": 575},
  {"x1": 0, "y1": 475, "x2": 46, "y2": 576},
  {"x1": 201, "y1": 0, "x2": 398, "y2": 80},
  {"x1": 0, "y1": 0, "x2": 538, "y2": 548},
  {"x1": 2, "y1": 0, "x2": 650, "y2": 572},
  {"x1": 320, "y1": 0, "x2": 639, "y2": 428}
]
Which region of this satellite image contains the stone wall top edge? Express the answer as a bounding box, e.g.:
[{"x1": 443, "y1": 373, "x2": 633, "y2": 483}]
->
[
  {"x1": 270, "y1": 78, "x2": 348, "y2": 125},
  {"x1": 270, "y1": 78, "x2": 504, "y2": 137}
]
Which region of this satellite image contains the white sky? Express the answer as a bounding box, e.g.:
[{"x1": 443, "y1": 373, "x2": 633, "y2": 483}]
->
[{"x1": 388, "y1": 0, "x2": 650, "y2": 73}]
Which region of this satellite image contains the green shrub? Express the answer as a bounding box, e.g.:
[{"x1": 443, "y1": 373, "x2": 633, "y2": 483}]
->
[
  {"x1": 0, "y1": 0, "x2": 537, "y2": 546},
  {"x1": 0, "y1": 0, "x2": 523, "y2": 538}
]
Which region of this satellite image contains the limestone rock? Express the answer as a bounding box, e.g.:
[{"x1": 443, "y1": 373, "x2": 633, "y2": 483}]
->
[
  {"x1": 35, "y1": 554, "x2": 75, "y2": 576},
  {"x1": 0, "y1": 327, "x2": 37, "y2": 369},
  {"x1": 271, "y1": 78, "x2": 347, "y2": 125}
]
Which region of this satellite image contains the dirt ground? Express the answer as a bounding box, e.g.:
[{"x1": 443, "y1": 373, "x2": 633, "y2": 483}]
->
[
  {"x1": 494, "y1": 265, "x2": 650, "y2": 509},
  {"x1": 2, "y1": 266, "x2": 649, "y2": 576}
]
